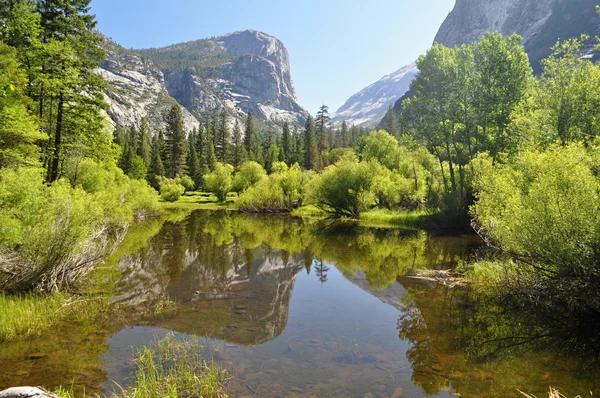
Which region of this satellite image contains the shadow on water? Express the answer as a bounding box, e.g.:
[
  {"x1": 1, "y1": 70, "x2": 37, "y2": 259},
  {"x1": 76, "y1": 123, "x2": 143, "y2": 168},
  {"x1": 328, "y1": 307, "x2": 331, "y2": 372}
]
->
[{"x1": 0, "y1": 209, "x2": 599, "y2": 397}]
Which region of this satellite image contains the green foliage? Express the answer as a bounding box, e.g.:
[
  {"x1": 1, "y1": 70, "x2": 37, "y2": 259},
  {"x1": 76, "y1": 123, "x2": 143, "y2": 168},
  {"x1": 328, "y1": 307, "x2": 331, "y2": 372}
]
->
[
  {"x1": 308, "y1": 158, "x2": 378, "y2": 218},
  {"x1": 236, "y1": 163, "x2": 307, "y2": 212},
  {"x1": 0, "y1": 166, "x2": 159, "y2": 291},
  {"x1": 472, "y1": 144, "x2": 600, "y2": 278},
  {"x1": 174, "y1": 175, "x2": 195, "y2": 192},
  {"x1": 0, "y1": 41, "x2": 46, "y2": 168},
  {"x1": 231, "y1": 161, "x2": 266, "y2": 192},
  {"x1": 164, "y1": 105, "x2": 188, "y2": 178},
  {"x1": 402, "y1": 33, "x2": 532, "y2": 213},
  {"x1": 360, "y1": 130, "x2": 400, "y2": 170},
  {"x1": 203, "y1": 162, "x2": 234, "y2": 202},
  {"x1": 511, "y1": 37, "x2": 600, "y2": 149},
  {"x1": 138, "y1": 37, "x2": 233, "y2": 73},
  {"x1": 159, "y1": 180, "x2": 186, "y2": 203}
]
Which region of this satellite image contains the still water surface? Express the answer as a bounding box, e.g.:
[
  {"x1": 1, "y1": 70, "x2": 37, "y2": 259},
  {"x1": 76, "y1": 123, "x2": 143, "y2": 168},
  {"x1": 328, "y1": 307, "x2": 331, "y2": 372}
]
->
[{"x1": 0, "y1": 210, "x2": 598, "y2": 397}]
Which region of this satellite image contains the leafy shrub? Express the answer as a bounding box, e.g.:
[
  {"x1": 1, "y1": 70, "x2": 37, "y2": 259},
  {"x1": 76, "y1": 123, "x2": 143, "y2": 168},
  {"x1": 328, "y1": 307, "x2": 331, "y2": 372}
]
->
[
  {"x1": 204, "y1": 163, "x2": 234, "y2": 202},
  {"x1": 0, "y1": 166, "x2": 159, "y2": 292},
  {"x1": 360, "y1": 130, "x2": 400, "y2": 170},
  {"x1": 174, "y1": 175, "x2": 195, "y2": 192},
  {"x1": 232, "y1": 161, "x2": 266, "y2": 192},
  {"x1": 307, "y1": 158, "x2": 378, "y2": 218},
  {"x1": 472, "y1": 144, "x2": 600, "y2": 279},
  {"x1": 236, "y1": 163, "x2": 307, "y2": 212},
  {"x1": 160, "y1": 182, "x2": 185, "y2": 202}
]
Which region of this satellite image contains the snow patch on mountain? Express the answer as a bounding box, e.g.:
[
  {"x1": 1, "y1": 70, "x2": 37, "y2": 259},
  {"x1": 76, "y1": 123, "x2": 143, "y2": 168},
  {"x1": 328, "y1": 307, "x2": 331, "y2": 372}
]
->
[{"x1": 331, "y1": 63, "x2": 417, "y2": 127}]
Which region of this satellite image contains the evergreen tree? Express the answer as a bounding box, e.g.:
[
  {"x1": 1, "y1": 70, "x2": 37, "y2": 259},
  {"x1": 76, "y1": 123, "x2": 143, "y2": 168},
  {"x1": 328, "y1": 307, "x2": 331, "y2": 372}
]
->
[
  {"x1": 304, "y1": 115, "x2": 317, "y2": 170},
  {"x1": 264, "y1": 130, "x2": 281, "y2": 172},
  {"x1": 137, "y1": 117, "x2": 152, "y2": 168},
  {"x1": 212, "y1": 113, "x2": 219, "y2": 149},
  {"x1": 232, "y1": 120, "x2": 246, "y2": 167},
  {"x1": 148, "y1": 134, "x2": 166, "y2": 189},
  {"x1": 35, "y1": 0, "x2": 107, "y2": 182},
  {"x1": 382, "y1": 106, "x2": 399, "y2": 137},
  {"x1": 315, "y1": 104, "x2": 331, "y2": 155},
  {"x1": 295, "y1": 126, "x2": 303, "y2": 165},
  {"x1": 187, "y1": 137, "x2": 201, "y2": 189},
  {"x1": 340, "y1": 121, "x2": 349, "y2": 147},
  {"x1": 216, "y1": 108, "x2": 231, "y2": 163},
  {"x1": 288, "y1": 125, "x2": 298, "y2": 165},
  {"x1": 244, "y1": 113, "x2": 254, "y2": 155},
  {"x1": 281, "y1": 121, "x2": 291, "y2": 165},
  {"x1": 164, "y1": 104, "x2": 188, "y2": 178},
  {"x1": 204, "y1": 122, "x2": 217, "y2": 172}
]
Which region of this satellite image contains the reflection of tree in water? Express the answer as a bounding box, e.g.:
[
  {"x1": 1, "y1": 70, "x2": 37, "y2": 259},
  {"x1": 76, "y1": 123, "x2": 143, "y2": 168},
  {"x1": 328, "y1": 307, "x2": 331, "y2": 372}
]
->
[
  {"x1": 396, "y1": 278, "x2": 600, "y2": 397},
  {"x1": 313, "y1": 259, "x2": 330, "y2": 283}
]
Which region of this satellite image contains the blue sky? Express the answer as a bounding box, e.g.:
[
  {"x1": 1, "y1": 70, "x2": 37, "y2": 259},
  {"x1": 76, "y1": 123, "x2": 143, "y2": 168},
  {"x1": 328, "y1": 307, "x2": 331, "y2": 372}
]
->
[{"x1": 90, "y1": 0, "x2": 455, "y2": 115}]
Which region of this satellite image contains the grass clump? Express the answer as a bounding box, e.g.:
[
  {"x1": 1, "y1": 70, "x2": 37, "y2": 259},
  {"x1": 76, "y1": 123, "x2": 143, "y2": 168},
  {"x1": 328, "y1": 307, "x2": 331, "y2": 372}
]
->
[
  {"x1": 55, "y1": 334, "x2": 229, "y2": 398},
  {"x1": 126, "y1": 334, "x2": 229, "y2": 398},
  {"x1": 359, "y1": 208, "x2": 428, "y2": 229},
  {"x1": 0, "y1": 292, "x2": 107, "y2": 341}
]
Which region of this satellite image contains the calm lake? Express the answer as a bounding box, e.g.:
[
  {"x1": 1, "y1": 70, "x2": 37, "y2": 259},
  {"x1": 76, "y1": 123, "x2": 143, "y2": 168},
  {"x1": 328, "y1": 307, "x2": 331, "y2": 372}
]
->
[{"x1": 0, "y1": 210, "x2": 598, "y2": 397}]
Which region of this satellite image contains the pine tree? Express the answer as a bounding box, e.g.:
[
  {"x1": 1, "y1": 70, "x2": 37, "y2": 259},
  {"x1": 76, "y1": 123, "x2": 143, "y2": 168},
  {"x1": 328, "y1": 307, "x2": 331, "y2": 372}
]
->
[
  {"x1": 282, "y1": 121, "x2": 291, "y2": 165},
  {"x1": 232, "y1": 120, "x2": 246, "y2": 167},
  {"x1": 216, "y1": 108, "x2": 231, "y2": 163},
  {"x1": 304, "y1": 115, "x2": 317, "y2": 170},
  {"x1": 264, "y1": 130, "x2": 280, "y2": 172},
  {"x1": 35, "y1": 0, "x2": 107, "y2": 182},
  {"x1": 340, "y1": 121, "x2": 349, "y2": 147},
  {"x1": 204, "y1": 123, "x2": 217, "y2": 172},
  {"x1": 244, "y1": 113, "x2": 254, "y2": 155},
  {"x1": 295, "y1": 126, "x2": 303, "y2": 165},
  {"x1": 137, "y1": 117, "x2": 152, "y2": 168},
  {"x1": 164, "y1": 104, "x2": 188, "y2": 178},
  {"x1": 315, "y1": 104, "x2": 331, "y2": 155},
  {"x1": 288, "y1": 125, "x2": 298, "y2": 165},
  {"x1": 148, "y1": 135, "x2": 166, "y2": 189},
  {"x1": 212, "y1": 113, "x2": 219, "y2": 149},
  {"x1": 383, "y1": 105, "x2": 399, "y2": 137},
  {"x1": 187, "y1": 137, "x2": 201, "y2": 189}
]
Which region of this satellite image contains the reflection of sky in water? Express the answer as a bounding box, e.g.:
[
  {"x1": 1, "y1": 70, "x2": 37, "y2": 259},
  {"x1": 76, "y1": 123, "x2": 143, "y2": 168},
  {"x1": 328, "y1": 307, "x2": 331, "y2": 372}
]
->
[{"x1": 103, "y1": 263, "x2": 457, "y2": 397}]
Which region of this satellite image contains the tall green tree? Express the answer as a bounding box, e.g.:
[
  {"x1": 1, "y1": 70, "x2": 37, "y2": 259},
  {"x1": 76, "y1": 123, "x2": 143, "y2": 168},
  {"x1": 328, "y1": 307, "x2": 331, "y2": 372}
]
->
[
  {"x1": 34, "y1": 0, "x2": 108, "y2": 182},
  {"x1": 164, "y1": 104, "x2": 188, "y2": 178},
  {"x1": 137, "y1": 118, "x2": 152, "y2": 168},
  {"x1": 315, "y1": 104, "x2": 330, "y2": 157},
  {"x1": 0, "y1": 41, "x2": 45, "y2": 168},
  {"x1": 340, "y1": 121, "x2": 348, "y2": 148},
  {"x1": 216, "y1": 108, "x2": 231, "y2": 163},
  {"x1": 148, "y1": 134, "x2": 165, "y2": 189},
  {"x1": 204, "y1": 122, "x2": 217, "y2": 172},
  {"x1": 186, "y1": 136, "x2": 201, "y2": 188},
  {"x1": 231, "y1": 119, "x2": 245, "y2": 167},
  {"x1": 281, "y1": 121, "x2": 291, "y2": 165},
  {"x1": 382, "y1": 106, "x2": 399, "y2": 138},
  {"x1": 511, "y1": 37, "x2": 600, "y2": 148},
  {"x1": 303, "y1": 115, "x2": 317, "y2": 170}
]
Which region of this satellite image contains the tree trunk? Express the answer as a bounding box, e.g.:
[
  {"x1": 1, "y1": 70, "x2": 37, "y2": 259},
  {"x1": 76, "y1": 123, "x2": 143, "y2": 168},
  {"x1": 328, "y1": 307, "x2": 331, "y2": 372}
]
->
[{"x1": 49, "y1": 91, "x2": 64, "y2": 183}]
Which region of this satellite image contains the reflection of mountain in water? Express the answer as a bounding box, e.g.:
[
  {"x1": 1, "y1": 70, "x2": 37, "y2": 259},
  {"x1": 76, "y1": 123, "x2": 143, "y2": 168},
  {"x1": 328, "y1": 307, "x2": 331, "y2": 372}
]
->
[
  {"x1": 113, "y1": 210, "x2": 483, "y2": 348},
  {"x1": 349, "y1": 270, "x2": 407, "y2": 312},
  {"x1": 163, "y1": 250, "x2": 304, "y2": 346},
  {"x1": 113, "y1": 232, "x2": 304, "y2": 346}
]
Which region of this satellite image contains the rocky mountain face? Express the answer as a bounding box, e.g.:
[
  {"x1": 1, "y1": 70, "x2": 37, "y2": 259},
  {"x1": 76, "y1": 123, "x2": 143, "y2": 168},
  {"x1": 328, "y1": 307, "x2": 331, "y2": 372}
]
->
[
  {"x1": 338, "y1": 0, "x2": 599, "y2": 129},
  {"x1": 98, "y1": 35, "x2": 200, "y2": 132},
  {"x1": 98, "y1": 29, "x2": 308, "y2": 131},
  {"x1": 330, "y1": 63, "x2": 417, "y2": 127},
  {"x1": 434, "y1": 0, "x2": 600, "y2": 73}
]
